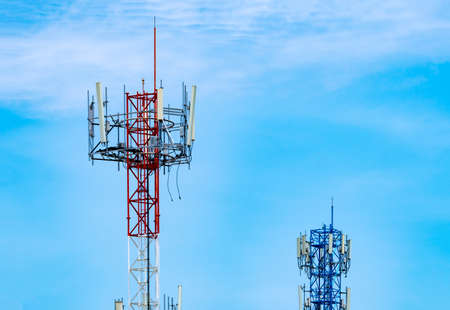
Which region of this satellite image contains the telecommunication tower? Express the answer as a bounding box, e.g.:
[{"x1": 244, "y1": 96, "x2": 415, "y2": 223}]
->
[
  {"x1": 87, "y1": 22, "x2": 197, "y2": 310},
  {"x1": 296, "y1": 201, "x2": 351, "y2": 310}
]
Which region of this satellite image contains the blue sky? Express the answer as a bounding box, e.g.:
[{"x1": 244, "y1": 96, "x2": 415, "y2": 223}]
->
[{"x1": 0, "y1": 1, "x2": 449, "y2": 309}]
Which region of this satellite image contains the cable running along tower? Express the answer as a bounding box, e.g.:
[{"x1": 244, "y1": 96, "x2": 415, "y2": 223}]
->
[
  {"x1": 87, "y1": 23, "x2": 197, "y2": 310},
  {"x1": 296, "y1": 202, "x2": 351, "y2": 310}
]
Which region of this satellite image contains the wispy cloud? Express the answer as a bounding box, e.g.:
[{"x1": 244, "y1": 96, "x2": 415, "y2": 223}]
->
[
  {"x1": 294, "y1": 99, "x2": 450, "y2": 149},
  {"x1": 1, "y1": 0, "x2": 450, "y2": 115}
]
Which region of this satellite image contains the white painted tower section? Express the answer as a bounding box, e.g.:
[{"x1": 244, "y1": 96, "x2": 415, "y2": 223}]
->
[
  {"x1": 128, "y1": 237, "x2": 159, "y2": 310},
  {"x1": 155, "y1": 238, "x2": 160, "y2": 310}
]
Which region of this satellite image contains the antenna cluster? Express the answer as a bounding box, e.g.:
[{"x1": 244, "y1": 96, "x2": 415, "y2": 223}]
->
[
  {"x1": 87, "y1": 80, "x2": 197, "y2": 309},
  {"x1": 296, "y1": 206, "x2": 352, "y2": 310},
  {"x1": 87, "y1": 81, "x2": 196, "y2": 167}
]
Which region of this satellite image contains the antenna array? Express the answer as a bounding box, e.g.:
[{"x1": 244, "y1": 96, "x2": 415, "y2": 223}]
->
[{"x1": 297, "y1": 206, "x2": 351, "y2": 310}]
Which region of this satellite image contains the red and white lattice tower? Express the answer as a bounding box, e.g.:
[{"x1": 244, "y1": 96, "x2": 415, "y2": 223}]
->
[
  {"x1": 87, "y1": 23, "x2": 197, "y2": 310},
  {"x1": 126, "y1": 82, "x2": 161, "y2": 310}
]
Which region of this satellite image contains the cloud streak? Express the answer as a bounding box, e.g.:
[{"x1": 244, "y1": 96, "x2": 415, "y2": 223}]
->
[{"x1": 1, "y1": 0, "x2": 450, "y2": 128}]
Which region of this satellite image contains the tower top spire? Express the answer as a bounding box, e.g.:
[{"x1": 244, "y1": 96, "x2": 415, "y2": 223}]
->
[{"x1": 331, "y1": 197, "x2": 334, "y2": 228}]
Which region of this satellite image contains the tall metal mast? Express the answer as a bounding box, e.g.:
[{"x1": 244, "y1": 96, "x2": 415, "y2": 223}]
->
[
  {"x1": 87, "y1": 23, "x2": 197, "y2": 310},
  {"x1": 297, "y1": 202, "x2": 352, "y2": 310}
]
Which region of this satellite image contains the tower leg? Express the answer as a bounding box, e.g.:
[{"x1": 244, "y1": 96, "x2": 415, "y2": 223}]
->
[{"x1": 128, "y1": 236, "x2": 160, "y2": 310}]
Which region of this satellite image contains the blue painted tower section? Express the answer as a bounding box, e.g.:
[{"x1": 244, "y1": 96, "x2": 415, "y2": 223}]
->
[{"x1": 297, "y1": 204, "x2": 351, "y2": 310}]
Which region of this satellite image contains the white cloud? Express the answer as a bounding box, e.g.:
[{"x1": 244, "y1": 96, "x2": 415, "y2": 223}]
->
[{"x1": 1, "y1": 0, "x2": 450, "y2": 115}]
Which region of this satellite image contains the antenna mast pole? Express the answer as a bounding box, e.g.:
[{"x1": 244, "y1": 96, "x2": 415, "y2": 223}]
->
[
  {"x1": 154, "y1": 17, "x2": 156, "y2": 91},
  {"x1": 331, "y1": 197, "x2": 334, "y2": 228}
]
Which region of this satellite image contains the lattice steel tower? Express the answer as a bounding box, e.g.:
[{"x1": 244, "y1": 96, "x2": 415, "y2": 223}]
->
[
  {"x1": 296, "y1": 201, "x2": 351, "y2": 310},
  {"x1": 87, "y1": 22, "x2": 197, "y2": 310}
]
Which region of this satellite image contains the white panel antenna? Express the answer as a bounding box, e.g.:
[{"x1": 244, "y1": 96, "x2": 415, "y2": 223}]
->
[
  {"x1": 341, "y1": 234, "x2": 346, "y2": 254},
  {"x1": 96, "y1": 82, "x2": 107, "y2": 143},
  {"x1": 88, "y1": 103, "x2": 94, "y2": 138},
  {"x1": 157, "y1": 88, "x2": 164, "y2": 120},
  {"x1": 177, "y1": 284, "x2": 182, "y2": 310},
  {"x1": 301, "y1": 235, "x2": 306, "y2": 255},
  {"x1": 347, "y1": 239, "x2": 352, "y2": 259},
  {"x1": 298, "y1": 285, "x2": 303, "y2": 310},
  {"x1": 328, "y1": 233, "x2": 333, "y2": 254},
  {"x1": 187, "y1": 85, "x2": 197, "y2": 146},
  {"x1": 346, "y1": 287, "x2": 351, "y2": 310},
  {"x1": 297, "y1": 237, "x2": 301, "y2": 258},
  {"x1": 305, "y1": 242, "x2": 310, "y2": 262},
  {"x1": 191, "y1": 85, "x2": 197, "y2": 141}
]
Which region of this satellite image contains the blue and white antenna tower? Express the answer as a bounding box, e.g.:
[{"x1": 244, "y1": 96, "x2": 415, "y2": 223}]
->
[{"x1": 297, "y1": 199, "x2": 352, "y2": 310}]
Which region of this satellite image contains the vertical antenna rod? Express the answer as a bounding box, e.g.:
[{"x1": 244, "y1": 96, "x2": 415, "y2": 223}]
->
[
  {"x1": 331, "y1": 197, "x2": 334, "y2": 228},
  {"x1": 154, "y1": 16, "x2": 156, "y2": 91}
]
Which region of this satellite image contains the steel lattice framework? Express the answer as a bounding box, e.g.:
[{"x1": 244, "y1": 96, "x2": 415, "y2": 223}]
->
[
  {"x1": 297, "y1": 204, "x2": 352, "y2": 310},
  {"x1": 126, "y1": 91, "x2": 160, "y2": 238},
  {"x1": 87, "y1": 24, "x2": 197, "y2": 310}
]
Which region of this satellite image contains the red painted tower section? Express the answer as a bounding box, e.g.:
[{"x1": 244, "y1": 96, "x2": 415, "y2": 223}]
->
[{"x1": 126, "y1": 90, "x2": 160, "y2": 238}]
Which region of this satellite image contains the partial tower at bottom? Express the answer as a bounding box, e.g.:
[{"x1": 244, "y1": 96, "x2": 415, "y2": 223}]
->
[{"x1": 296, "y1": 202, "x2": 352, "y2": 310}]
